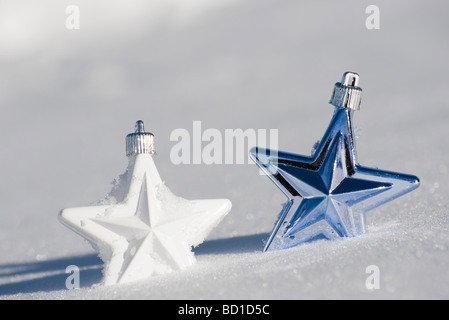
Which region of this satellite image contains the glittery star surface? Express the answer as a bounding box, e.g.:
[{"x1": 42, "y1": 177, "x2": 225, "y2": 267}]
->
[
  {"x1": 250, "y1": 107, "x2": 420, "y2": 252},
  {"x1": 59, "y1": 155, "x2": 231, "y2": 285}
]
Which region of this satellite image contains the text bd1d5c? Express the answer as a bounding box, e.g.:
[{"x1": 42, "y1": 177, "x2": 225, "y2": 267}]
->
[{"x1": 178, "y1": 304, "x2": 270, "y2": 317}]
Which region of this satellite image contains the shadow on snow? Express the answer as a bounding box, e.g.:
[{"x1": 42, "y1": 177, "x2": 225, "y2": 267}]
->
[{"x1": 0, "y1": 233, "x2": 268, "y2": 296}]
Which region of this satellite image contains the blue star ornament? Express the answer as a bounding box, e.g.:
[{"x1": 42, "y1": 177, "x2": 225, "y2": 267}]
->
[{"x1": 250, "y1": 72, "x2": 420, "y2": 252}]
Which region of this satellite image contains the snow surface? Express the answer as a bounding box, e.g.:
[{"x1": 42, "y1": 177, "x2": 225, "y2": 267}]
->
[{"x1": 0, "y1": 0, "x2": 449, "y2": 299}]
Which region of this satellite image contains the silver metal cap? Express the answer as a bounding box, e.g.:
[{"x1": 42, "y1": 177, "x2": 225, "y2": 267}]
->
[
  {"x1": 329, "y1": 72, "x2": 362, "y2": 110},
  {"x1": 126, "y1": 120, "x2": 155, "y2": 156}
]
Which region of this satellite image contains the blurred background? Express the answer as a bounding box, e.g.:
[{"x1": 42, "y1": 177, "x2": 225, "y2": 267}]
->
[{"x1": 0, "y1": 0, "x2": 448, "y2": 296}]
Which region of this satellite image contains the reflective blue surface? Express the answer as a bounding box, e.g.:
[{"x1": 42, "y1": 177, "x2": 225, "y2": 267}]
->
[{"x1": 251, "y1": 107, "x2": 420, "y2": 252}]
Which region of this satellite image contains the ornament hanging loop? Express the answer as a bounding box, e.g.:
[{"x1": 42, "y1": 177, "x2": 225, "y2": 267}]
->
[
  {"x1": 126, "y1": 120, "x2": 156, "y2": 156},
  {"x1": 329, "y1": 71, "x2": 362, "y2": 111},
  {"x1": 135, "y1": 120, "x2": 145, "y2": 133}
]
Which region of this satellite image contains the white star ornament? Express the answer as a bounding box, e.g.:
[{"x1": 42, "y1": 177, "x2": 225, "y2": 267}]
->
[{"x1": 59, "y1": 121, "x2": 231, "y2": 285}]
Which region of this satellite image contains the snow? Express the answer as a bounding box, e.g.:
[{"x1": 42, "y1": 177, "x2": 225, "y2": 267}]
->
[{"x1": 1, "y1": 0, "x2": 449, "y2": 299}]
